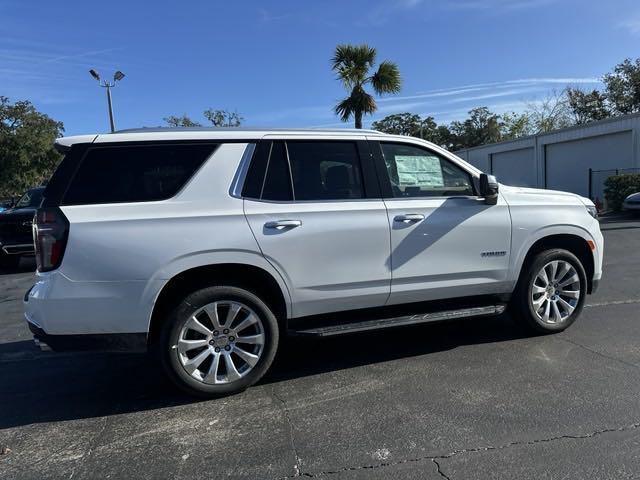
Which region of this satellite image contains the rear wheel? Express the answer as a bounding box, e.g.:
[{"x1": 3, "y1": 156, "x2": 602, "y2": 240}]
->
[
  {"x1": 159, "y1": 286, "x2": 279, "y2": 397},
  {"x1": 512, "y1": 249, "x2": 587, "y2": 333}
]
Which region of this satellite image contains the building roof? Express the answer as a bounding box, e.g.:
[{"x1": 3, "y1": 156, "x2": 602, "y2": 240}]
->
[{"x1": 454, "y1": 111, "x2": 640, "y2": 154}]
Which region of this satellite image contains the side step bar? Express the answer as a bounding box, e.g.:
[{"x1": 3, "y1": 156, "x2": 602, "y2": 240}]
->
[{"x1": 289, "y1": 304, "x2": 506, "y2": 337}]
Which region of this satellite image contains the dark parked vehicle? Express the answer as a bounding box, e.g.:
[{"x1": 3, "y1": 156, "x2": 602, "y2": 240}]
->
[
  {"x1": 0, "y1": 198, "x2": 16, "y2": 213},
  {"x1": 0, "y1": 187, "x2": 44, "y2": 268}
]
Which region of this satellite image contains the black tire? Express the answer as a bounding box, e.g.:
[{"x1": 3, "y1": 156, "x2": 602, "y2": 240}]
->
[
  {"x1": 512, "y1": 248, "x2": 587, "y2": 334},
  {"x1": 0, "y1": 252, "x2": 20, "y2": 270},
  {"x1": 159, "y1": 286, "x2": 279, "y2": 398}
]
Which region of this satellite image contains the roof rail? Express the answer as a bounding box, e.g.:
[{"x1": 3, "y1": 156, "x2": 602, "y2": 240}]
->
[{"x1": 112, "y1": 126, "x2": 387, "y2": 135}]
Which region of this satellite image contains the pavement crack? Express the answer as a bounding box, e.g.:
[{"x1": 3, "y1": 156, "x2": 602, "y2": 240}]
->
[
  {"x1": 69, "y1": 413, "x2": 110, "y2": 479},
  {"x1": 272, "y1": 387, "x2": 304, "y2": 477},
  {"x1": 276, "y1": 422, "x2": 640, "y2": 479},
  {"x1": 585, "y1": 298, "x2": 640, "y2": 308},
  {"x1": 558, "y1": 337, "x2": 640, "y2": 370},
  {"x1": 432, "y1": 458, "x2": 452, "y2": 480}
]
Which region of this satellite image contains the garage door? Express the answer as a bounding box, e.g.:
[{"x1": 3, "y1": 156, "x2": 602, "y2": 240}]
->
[
  {"x1": 491, "y1": 148, "x2": 535, "y2": 187},
  {"x1": 545, "y1": 131, "x2": 633, "y2": 196}
]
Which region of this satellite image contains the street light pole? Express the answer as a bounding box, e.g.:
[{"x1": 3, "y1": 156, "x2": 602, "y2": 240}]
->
[
  {"x1": 89, "y1": 69, "x2": 125, "y2": 133},
  {"x1": 105, "y1": 83, "x2": 115, "y2": 132}
]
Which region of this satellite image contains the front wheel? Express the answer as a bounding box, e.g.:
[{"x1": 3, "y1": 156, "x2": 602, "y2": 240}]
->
[
  {"x1": 512, "y1": 249, "x2": 587, "y2": 333},
  {"x1": 159, "y1": 286, "x2": 279, "y2": 397}
]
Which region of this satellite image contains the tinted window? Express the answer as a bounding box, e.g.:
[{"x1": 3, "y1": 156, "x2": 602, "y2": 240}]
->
[
  {"x1": 16, "y1": 188, "x2": 44, "y2": 208},
  {"x1": 242, "y1": 141, "x2": 270, "y2": 199},
  {"x1": 62, "y1": 144, "x2": 217, "y2": 205},
  {"x1": 381, "y1": 143, "x2": 474, "y2": 198},
  {"x1": 288, "y1": 142, "x2": 364, "y2": 201},
  {"x1": 261, "y1": 142, "x2": 293, "y2": 201}
]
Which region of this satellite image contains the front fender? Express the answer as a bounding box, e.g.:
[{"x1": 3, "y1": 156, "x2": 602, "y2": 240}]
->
[{"x1": 509, "y1": 223, "x2": 599, "y2": 285}]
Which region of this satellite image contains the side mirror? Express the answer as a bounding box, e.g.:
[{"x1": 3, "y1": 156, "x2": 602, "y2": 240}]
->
[{"x1": 479, "y1": 173, "x2": 499, "y2": 205}]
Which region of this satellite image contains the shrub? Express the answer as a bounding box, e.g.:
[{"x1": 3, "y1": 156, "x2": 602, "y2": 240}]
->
[{"x1": 604, "y1": 173, "x2": 640, "y2": 211}]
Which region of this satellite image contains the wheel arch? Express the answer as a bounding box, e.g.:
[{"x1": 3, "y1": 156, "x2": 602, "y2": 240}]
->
[
  {"x1": 147, "y1": 263, "x2": 291, "y2": 347},
  {"x1": 515, "y1": 233, "x2": 595, "y2": 293}
]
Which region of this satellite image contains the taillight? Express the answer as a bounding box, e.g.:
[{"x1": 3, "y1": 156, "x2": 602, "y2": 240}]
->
[{"x1": 33, "y1": 207, "x2": 69, "y2": 272}]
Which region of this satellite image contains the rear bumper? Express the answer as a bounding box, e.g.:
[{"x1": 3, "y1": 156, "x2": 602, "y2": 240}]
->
[
  {"x1": 23, "y1": 270, "x2": 159, "y2": 335},
  {"x1": 23, "y1": 270, "x2": 161, "y2": 353},
  {"x1": 25, "y1": 312, "x2": 147, "y2": 352}
]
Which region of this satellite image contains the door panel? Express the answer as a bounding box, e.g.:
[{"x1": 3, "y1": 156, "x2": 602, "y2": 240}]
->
[
  {"x1": 384, "y1": 195, "x2": 512, "y2": 304},
  {"x1": 244, "y1": 199, "x2": 391, "y2": 317},
  {"x1": 370, "y1": 139, "x2": 512, "y2": 305},
  {"x1": 243, "y1": 138, "x2": 391, "y2": 318}
]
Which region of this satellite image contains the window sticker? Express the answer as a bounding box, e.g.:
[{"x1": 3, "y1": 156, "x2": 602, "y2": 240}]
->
[{"x1": 395, "y1": 155, "x2": 443, "y2": 187}]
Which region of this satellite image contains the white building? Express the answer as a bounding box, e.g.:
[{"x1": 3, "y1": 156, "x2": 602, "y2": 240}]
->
[{"x1": 454, "y1": 113, "x2": 640, "y2": 204}]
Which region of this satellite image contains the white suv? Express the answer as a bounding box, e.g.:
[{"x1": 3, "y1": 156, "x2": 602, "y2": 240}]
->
[{"x1": 24, "y1": 128, "x2": 603, "y2": 396}]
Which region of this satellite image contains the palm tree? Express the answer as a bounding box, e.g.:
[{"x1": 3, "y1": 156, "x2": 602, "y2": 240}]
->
[{"x1": 332, "y1": 44, "x2": 401, "y2": 129}]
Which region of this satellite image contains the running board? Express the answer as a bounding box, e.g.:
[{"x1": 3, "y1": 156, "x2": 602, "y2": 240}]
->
[{"x1": 289, "y1": 304, "x2": 506, "y2": 337}]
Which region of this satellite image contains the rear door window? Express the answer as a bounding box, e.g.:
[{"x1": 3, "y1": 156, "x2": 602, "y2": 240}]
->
[
  {"x1": 287, "y1": 142, "x2": 364, "y2": 201},
  {"x1": 261, "y1": 141, "x2": 293, "y2": 201},
  {"x1": 62, "y1": 143, "x2": 217, "y2": 205}
]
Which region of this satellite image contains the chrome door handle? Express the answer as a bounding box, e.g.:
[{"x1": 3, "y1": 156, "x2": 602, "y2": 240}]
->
[
  {"x1": 394, "y1": 214, "x2": 425, "y2": 223},
  {"x1": 264, "y1": 220, "x2": 302, "y2": 229}
]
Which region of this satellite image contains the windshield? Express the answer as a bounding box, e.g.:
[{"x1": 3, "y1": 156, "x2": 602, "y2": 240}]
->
[{"x1": 15, "y1": 189, "x2": 44, "y2": 208}]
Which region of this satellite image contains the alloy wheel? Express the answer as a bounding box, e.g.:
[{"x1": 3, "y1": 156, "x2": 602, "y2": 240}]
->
[
  {"x1": 175, "y1": 301, "x2": 265, "y2": 384},
  {"x1": 531, "y1": 260, "x2": 581, "y2": 324}
]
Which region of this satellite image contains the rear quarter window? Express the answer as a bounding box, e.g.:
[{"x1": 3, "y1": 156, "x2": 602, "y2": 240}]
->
[{"x1": 62, "y1": 143, "x2": 217, "y2": 205}]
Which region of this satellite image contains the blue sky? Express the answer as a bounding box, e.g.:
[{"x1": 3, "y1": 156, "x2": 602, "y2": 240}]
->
[{"x1": 1, "y1": 0, "x2": 639, "y2": 135}]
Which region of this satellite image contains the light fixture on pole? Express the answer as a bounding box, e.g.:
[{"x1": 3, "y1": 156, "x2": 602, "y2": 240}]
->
[{"x1": 89, "y1": 69, "x2": 126, "y2": 132}]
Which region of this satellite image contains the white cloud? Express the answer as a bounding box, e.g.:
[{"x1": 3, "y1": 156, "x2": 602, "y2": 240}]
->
[
  {"x1": 43, "y1": 48, "x2": 121, "y2": 64},
  {"x1": 619, "y1": 17, "x2": 640, "y2": 35},
  {"x1": 257, "y1": 8, "x2": 293, "y2": 23},
  {"x1": 363, "y1": 0, "x2": 425, "y2": 26},
  {"x1": 373, "y1": 86, "x2": 538, "y2": 116},
  {"x1": 254, "y1": 76, "x2": 602, "y2": 127},
  {"x1": 362, "y1": 0, "x2": 557, "y2": 25},
  {"x1": 377, "y1": 77, "x2": 600, "y2": 104},
  {"x1": 446, "y1": 0, "x2": 557, "y2": 10}
]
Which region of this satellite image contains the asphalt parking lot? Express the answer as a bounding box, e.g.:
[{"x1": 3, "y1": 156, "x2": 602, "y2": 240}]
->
[{"x1": 1, "y1": 214, "x2": 640, "y2": 479}]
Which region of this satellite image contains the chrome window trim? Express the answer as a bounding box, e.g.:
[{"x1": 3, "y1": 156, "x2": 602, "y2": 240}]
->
[
  {"x1": 229, "y1": 143, "x2": 257, "y2": 198},
  {"x1": 242, "y1": 197, "x2": 385, "y2": 205},
  {"x1": 381, "y1": 195, "x2": 483, "y2": 202}
]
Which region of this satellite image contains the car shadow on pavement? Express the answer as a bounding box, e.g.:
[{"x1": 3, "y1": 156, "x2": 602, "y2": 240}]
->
[
  {"x1": 0, "y1": 257, "x2": 36, "y2": 276},
  {"x1": 0, "y1": 314, "x2": 531, "y2": 430}
]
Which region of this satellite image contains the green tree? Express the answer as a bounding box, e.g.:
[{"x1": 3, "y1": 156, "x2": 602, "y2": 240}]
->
[
  {"x1": 371, "y1": 112, "x2": 452, "y2": 147},
  {"x1": 163, "y1": 114, "x2": 202, "y2": 127},
  {"x1": 604, "y1": 173, "x2": 640, "y2": 211},
  {"x1": 372, "y1": 112, "x2": 422, "y2": 136},
  {"x1": 500, "y1": 111, "x2": 532, "y2": 140},
  {"x1": 203, "y1": 109, "x2": 243, "y2": 127},
  {"x1": 0, "y1": 96, "x2": 64, "y2": 197},
  {"x1": 566, "y1": 88, "x2": 610, "y2": 124},
  {"x1": 449, "y1": 107, "x2": 502, "y2": 150},
  {"x1": 602, "y1": 58, "x2": 640, "y2": 115},
  {"x1": 435, "y1": 125, "x2": 456, "y2": 150},
  {"x1": 332, "y1": 44, "x2": 401, "y2": 129}
]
